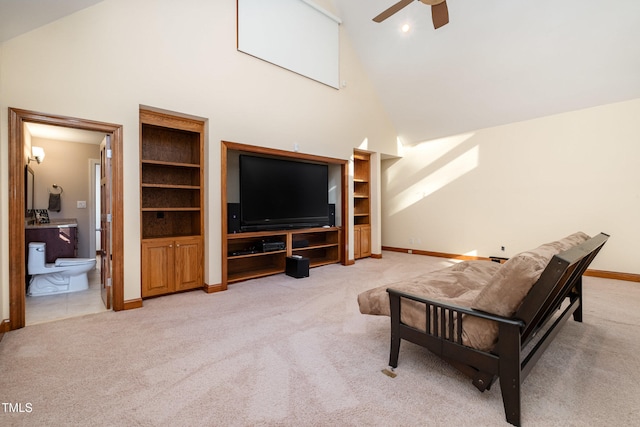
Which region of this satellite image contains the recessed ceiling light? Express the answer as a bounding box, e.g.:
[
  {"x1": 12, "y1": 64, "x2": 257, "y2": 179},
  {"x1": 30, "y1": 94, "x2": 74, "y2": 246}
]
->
[{"x1": 401, "y1": 23, "x2": 410, "y2": 33}]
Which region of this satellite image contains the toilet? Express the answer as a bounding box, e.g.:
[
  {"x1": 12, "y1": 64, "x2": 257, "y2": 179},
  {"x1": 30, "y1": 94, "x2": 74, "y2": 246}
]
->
[{"x1": 27, "y1": 242, "x2": 96, "y2": 296}]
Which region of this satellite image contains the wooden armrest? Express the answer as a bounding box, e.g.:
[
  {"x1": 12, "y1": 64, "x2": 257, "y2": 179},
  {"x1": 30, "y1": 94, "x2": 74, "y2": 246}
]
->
[{"x1": 386, "y1": 287, "x2": 525, "y2": 328}]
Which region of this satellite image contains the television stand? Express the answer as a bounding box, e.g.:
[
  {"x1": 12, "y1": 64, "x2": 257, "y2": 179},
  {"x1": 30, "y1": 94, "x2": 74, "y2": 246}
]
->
[{"x1": 224, "y1": 227, "x2": 341, "y2": 285}]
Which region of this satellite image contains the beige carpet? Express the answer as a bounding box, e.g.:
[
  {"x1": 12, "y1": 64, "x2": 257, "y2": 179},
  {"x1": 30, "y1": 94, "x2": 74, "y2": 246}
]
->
[{"x1": 1, "y1": 251, "x2": 639, "y2": 426}]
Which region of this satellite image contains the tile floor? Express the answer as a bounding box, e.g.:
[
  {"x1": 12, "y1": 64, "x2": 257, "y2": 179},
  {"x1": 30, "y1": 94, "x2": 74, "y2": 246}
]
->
[{"x1": 25, "y1": 262, "x2": 108, "y2": 326}]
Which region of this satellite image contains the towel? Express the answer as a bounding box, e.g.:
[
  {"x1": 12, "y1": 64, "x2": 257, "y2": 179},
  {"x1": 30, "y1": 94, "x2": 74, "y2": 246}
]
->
[{"x1": 48, "y1": 193, "x2": 61, "y2": 212}]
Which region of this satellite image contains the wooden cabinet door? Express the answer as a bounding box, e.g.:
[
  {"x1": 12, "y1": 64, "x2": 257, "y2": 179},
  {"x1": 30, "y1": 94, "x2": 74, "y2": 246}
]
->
[
  {"x1": 142, "y1": 239, "x2": 175, "y2": 297},
  {"x1": 360, "y1": 225, "x2": 371, "y2": 258},
  {"x1": 354, "y1": 225, "x2": 371, "y2": 259},
  {"x1": 174, "y1": 237, "x2": 202, "y2": 291}
]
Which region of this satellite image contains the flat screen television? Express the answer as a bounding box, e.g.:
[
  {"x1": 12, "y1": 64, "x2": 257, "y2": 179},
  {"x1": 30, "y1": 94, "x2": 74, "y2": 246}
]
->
[{"x1": 239, "y1": 154, "x2": 330, "y2": 231}]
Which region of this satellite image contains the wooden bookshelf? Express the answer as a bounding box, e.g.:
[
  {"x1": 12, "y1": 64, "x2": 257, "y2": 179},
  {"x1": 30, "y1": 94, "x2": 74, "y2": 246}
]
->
[
  {"x1": 140, "y1": 109, "x2": 204, "y2": 297},
  {"x1": 353, "y1": 150, "x2": 371, "y2": 259}
]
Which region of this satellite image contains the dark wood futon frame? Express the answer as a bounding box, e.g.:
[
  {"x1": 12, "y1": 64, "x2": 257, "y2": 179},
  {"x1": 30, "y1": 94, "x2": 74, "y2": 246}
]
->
[{"x1": 387, "y1": 233, "x2": 609, "y2": 426}]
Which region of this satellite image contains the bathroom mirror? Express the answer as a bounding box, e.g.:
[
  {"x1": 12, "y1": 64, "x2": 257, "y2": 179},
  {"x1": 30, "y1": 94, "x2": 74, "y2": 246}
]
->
[{"x1": 25, "y1": 165, "x2": 34, "y2": 215}]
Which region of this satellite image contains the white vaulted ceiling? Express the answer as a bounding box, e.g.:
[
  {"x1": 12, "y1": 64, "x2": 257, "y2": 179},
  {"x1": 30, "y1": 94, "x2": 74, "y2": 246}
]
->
[
  {"x1": 335, "y1": 0, "x2": 640, "y2": 143},
  {"x1": 0, "y1": 0, "x2": 103, "y2": 42},
  {"x1": 2, "y1": 0, "x2": 639, "y2": 144}
]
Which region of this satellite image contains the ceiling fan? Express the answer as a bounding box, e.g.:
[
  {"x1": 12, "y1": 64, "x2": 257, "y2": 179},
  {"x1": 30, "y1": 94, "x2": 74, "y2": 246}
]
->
[{"x1": 373, "y1": 0, "x2": 449, "y2": 29}]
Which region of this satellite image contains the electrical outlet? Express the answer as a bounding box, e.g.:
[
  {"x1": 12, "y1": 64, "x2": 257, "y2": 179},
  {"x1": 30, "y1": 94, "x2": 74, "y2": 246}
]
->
[
  {"x1": 77, "y1": 200, "x2": 87, "y2": 209},
  {"x1": 501, "y1": 246, "x2": 506, "y2": 252}
]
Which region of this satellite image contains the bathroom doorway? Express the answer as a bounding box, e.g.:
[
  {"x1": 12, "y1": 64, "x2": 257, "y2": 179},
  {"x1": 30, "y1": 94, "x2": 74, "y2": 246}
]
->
[
  {"x1": 8, "y1": 108, "x2": 125, "y2": 330},
  {"x1": 23, "y1": 126, "x2": 106, "y2": 325}
]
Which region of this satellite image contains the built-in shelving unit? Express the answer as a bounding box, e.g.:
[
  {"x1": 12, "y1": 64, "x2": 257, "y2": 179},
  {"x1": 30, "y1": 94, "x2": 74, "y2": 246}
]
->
[
  {"x1": 353, "y1": 150, "x2": 371, "y2": 259},
  {"x1": 221, "y1": 141, "x2": 348, "y2": 288},
  {"x1": 226, "y1": 227, "x2": 341, "y2": 284},
  {"x1": 140, "y1": 109, "x2": 204, "y2": 297}
]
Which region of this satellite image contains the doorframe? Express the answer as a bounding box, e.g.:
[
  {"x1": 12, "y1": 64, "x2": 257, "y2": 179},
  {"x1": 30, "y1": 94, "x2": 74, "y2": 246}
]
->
[{"x1": 8, "y1": 108, "x2": 125, "y2": 330}]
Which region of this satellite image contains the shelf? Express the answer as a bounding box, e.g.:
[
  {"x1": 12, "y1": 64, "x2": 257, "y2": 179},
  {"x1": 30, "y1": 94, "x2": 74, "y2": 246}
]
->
[
  {"x1": 141, "y1": 123, "x2": 201, "y2": 165},
  {"x1": 354, "y1": 218, "x2": 370, "y2": 227},
  {"x1": 228, "y1": 230, "x2": 288, "y2": 240},
  {"x1": 224, "y1": 227, "x2": 341, "y2": 284},
  {"x1": 141, "y1": 209, "x2": 201, "y2": 239},
  {"x1": 227, "y1": 251, "x2": 286, "y2": 283},
  {"x1": 141, "y1": 159, "x2": 200, "y2": 168},
  {"x1": 142, "y1": 186, "x2": 200, "y2": 209},
  {"x1": 142, "y1": 183, "x2": 200, "y2": 190},
  {"x1": 142, "y1": 162, "x2": 201, "y2": 188},
  {"x1": 228, "y1": 267, "x2": 282, "y2": 283},
  {"x1": 293, "y1": 245, "x2": 339, "y2": 268},
  {"x1": 142, "y1": 233, "x2": 202, "y2": 242},
  {"x1": 228, "y1": 249, "x2": 286, "y2": 260},
  {"x1": 292, "y1": 242, "x2": 336, "y2": 251},
  {"x1": 141, "y1": 207, "x2": 201, "y2": 212}
]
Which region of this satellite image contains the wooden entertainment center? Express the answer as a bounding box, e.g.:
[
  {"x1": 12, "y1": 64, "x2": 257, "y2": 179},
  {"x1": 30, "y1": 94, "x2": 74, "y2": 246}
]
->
[
  {"x1": 226, "y1": 227, "x2": 342, "y2": 284},
  {"x1": 221, "y1": 141, "x2": 349, "y2": 289}
]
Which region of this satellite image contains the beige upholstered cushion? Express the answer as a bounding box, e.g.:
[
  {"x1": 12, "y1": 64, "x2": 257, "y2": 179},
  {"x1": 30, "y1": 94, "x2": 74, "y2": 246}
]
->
[
  {"x1": 357, "y1": 260, "x2": 501, "y2": 347},
  {"x1": 471, "y1": 231, "x2": 590, "y2": 317},
  {"x1": 357, "y1": 232, "x2": 591, "y2": 352},
  {"x1": 464, "y1": 231, "x2": 590, "y2": 351},
  {"x1": 357, "y1": 260, "x2": 500, "y2": 318}
]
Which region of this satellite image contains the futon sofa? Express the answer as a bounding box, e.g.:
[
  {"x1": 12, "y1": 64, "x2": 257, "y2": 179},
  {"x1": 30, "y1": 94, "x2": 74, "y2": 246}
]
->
[{"x1": 358, "y1": 231, "x2": 609, "y2": 426}]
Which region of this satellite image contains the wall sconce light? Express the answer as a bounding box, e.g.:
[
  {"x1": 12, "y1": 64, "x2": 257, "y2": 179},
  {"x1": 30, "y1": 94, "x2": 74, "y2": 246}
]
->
[{"x1": 28, "y1": 146, "x2": 46, "y2": 164}]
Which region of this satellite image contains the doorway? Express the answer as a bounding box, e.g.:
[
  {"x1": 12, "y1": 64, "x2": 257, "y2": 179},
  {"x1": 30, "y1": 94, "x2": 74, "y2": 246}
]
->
[{"x1": 8, "y1": 108, "x2": 125, "y2": 330}]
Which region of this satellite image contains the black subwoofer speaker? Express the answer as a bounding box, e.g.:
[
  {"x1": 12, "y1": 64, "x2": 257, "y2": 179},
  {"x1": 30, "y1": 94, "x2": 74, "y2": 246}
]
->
[{"x1": 286, "y1": 256, "x2": 309, "y2": 279}]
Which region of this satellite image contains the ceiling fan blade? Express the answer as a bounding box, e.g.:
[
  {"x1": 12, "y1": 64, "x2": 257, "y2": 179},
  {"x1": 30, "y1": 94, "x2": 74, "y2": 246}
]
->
[
  {"x1": 431, "y1": 1, "x2": 449, "y2": 29},
  {"x1": 373, "y1": 0, "x2": 415, "y2": 23}
]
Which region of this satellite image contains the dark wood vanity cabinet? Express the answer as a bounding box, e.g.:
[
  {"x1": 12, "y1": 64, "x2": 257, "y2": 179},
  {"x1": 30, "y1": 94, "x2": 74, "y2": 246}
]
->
[{"x1": 25, "y1": 225, "x2": 78, "y2": 263}]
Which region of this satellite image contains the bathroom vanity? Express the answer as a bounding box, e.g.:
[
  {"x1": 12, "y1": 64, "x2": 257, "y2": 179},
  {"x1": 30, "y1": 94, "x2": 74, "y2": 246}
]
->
[{"x1": 25, "y1": 219, "x2": 78, "y2": 263}]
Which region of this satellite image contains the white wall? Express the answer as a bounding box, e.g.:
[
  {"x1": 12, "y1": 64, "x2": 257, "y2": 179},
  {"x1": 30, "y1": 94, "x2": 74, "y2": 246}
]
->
[
  {"x1": 0, "y1": 0, "x2": 398, "y2": 318},
  {"x1": 382, "y1": 98, "x2": 640, "y2": 274}
]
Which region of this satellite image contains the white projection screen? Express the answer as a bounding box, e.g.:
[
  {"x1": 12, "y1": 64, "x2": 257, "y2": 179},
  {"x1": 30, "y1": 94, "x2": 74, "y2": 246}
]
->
[{"x1": 237, "y1": 0, "x2": 341, "y2": 89}]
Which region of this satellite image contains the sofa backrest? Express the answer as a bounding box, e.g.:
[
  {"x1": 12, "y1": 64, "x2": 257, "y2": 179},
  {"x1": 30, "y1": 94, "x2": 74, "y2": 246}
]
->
[
  {"x1": 515, "y1": 233, "x2": 609, "y2": 345},
  {"x1": 471, "y1": 231, "x2": 590, "y2": 317},
  {"x1": 461, "y1": 232, "x2": 609, "y2": 351}
]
